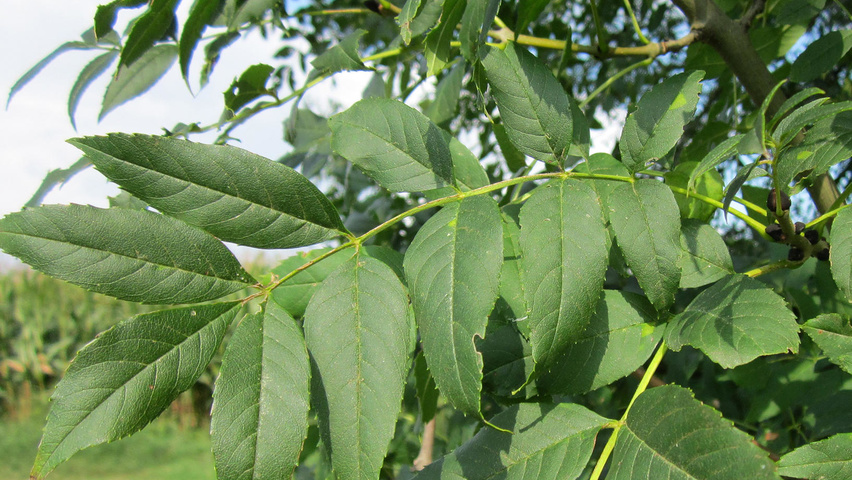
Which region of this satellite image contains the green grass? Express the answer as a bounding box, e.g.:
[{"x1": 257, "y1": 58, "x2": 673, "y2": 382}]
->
[{"x1": 0, "y1": 400, "x2": 216, "y2": 480}]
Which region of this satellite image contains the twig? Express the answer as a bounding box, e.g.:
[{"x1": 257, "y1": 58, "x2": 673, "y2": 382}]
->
[{"x1": 412, "y1": 418, "x2": 436, "y2": 471}]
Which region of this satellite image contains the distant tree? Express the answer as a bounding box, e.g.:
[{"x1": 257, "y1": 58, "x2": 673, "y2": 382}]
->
[{"x1": 4, "y1": 0, "x2": 852, "y2": 478}]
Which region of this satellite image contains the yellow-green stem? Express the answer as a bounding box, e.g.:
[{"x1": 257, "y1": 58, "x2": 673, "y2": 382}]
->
[
  {"x1": 589, "y1": 341, "x2": 668, "y2": 480},
  {"x1": 580, "y1": 58, "x2": 653, "y2": 108},
  {"x1": 622, "y1": 0, "x2": 650, "y2": 44},
  {"x1": 665, "y1": 185, "x2": 769, "y2": 236}
]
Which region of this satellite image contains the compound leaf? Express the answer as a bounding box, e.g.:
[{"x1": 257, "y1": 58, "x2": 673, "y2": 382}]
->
[
  {"x1": 211, "y1": 300, "x2": 310, "y2": 480},
  {"x1": 414, "y1": 402, "x2": 608, "y2": 480},
  {"x1": 608, "y1": 180, "x2": 682, "y2": 311},
  {"x1": 480, "y1": 43, "x2": 573, "y2": 166},
  {"x1": 304, "y1": 253, "x2": 413, "y2": 480},
  {"x1": 69, "y1": 133, "x2": 347, "y2": 249},
  {"x1": 404, "y1": 196, "x2": 503, "y2": 415},
  {"x1": 0, "y1": 204, "x2": 254, "y2": 304},
  {"x1": 665, "y1": 275, "x2": 799, "y2": 369},
  {"x1": 520, "y1": 178, "x2": 608, "y2": 372},
  {"x1": 329, "y1": 98, "x2": 454, "y2": 192},
  {"x1": 31, "y1": 302, "x2": 239, "y2": 479},
  {"x1": 609, "y1": 385, "x2": 779, "y2": 480},
  {"x1": 619, "y1": 71, "x2": 704, "y2": 172}
]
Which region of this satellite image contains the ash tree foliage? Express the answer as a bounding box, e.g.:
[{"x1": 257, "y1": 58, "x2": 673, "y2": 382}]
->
[{"x1": 5, "y1": 0, "x2": 852, "y2": 479}]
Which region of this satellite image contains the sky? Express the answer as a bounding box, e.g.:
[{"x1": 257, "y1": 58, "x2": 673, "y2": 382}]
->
[{"x1": 0, "y1": 0, "x2": 378, "y2": 267}]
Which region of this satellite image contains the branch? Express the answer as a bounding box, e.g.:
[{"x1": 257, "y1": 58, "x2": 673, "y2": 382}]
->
[
  {"x1": 739, "y1": 0, "x2": 766, "y2": 28},
  {"x1": 412, "y1": 418, "x2": 436, "y2": 471},
  {"x1": 491, "y1": 27, "x2": 697, "y2": 59}
]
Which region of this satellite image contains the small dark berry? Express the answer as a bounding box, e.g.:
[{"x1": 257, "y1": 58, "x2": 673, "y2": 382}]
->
[
  {"x1": 795, "y1": 222, "x2": 806, "y2": 234},
  {"x1": 363, "y1": 0, "x2": 381, "y2": 13},
  {"x1": 816, "y1": 246, "x2": 830, "y2": 261},
  {"x1": 767, "y1": 188, "x2": 792, "y2": 213},
  {"x1": 788, "y1": 247, "x2": 805, "y2": 261},
  {"x1": 765, "y1": 223, "x2": 785, "y2": 242},
  {"x1": 804, "y1": 229, "x2": 819, "y2": 245}
]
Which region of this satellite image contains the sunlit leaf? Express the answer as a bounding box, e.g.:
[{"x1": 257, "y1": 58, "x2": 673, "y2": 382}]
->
[
  {"x1": 678, "y1": 220, "x2": 734, "y2": 289},
  {"x1": 119, "y1": 0, "x2": 178, "y2": 69},
  {"x1": 70, "y1": 133, "x2": 347, "y2": 249},
  {"x1": 30, "y1": 302, "x2": 239, "y2": 479},
  {"x1": 0, "y1": 205, "x2": 254, "y2": 304}
]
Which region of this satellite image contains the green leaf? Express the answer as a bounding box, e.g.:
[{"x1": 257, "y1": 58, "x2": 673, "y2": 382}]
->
[
  {"x1": 69, "y1": 133, "x2": 347, "y2": 249},
  {"x1": 310, "y1": 29, "x2": 371, "y2": 76},
  {"x1": 404, "y1": 196, "x2": 503, "y2": 415},
  {"x1": 407, "y1": 0, "x2": 444, "y2": 40},
  {"x1": 0, "y1": 204, "x2": 254, "y2": 304},
  {"x1": 119, "y1": 0, "x2": 178, "y2": 69},
  {"x1": 678, "y1": 219, "x2": 734, "y2": 289},
  {"x1": 68, "y1": 50, "x2": 118, "y2": 130},
  {"x1": 775, "y1": 0, "x2": 826, "y2": 25},
  {"x1": 270, "y1": 246, "x2": 403, "y2": 318},
  {"x1": 515, "y1": 0, "x2": 550, "y2": 35},
  {"x1": 459, "y1": 0, "x2": 499, "y2": 62},
  {"x1": 619, "y1": 71, "x2": 704, "y2": 172},
  {"x1": 769, "y1": 87, "x2": 825, "y2": 132},
  {"x1": 608, "y1": 180, "x2": 682, "y2": 311},
  {"x1": 776, "y1": 111, "x2": 852, "y2": 188},
  {"x1": 665, "y1": 161, "x2": 724, "y2": 222},
  {"x1": 211, "y1": 300, "x2": 310, "y2": 480},
  {"x1": 480, "y1": 43, "x2": 574, "y2": 166},
  {"x1": 397, "y1": 0, "x2": 424, "y2": 45},
  {"x1": 573, "y1": 153, "x2": 631, "y2": 216},
  {"x1": 424, "y1": 136, "x2": 489, "y2": 199},
  {"x1": 831, "y1": 206, "x2": 852, "y2": 303},
  {"x1": 25, "y1": 157, "x2": 91, "y2": 208},
  {"x1": 773, "y1": 100, "x2": 852, "y2": 147},
  {"x1": 537, "y1": 291, "x2": 660, "y2": 395},
  {"x1": 609, "y1": 385, "x2": 779, "y2": 480},
  {"x1": 329, "y1": 98, "x2": 454, "y2": 192},
  {"x1": 413, "y1": 402, "x2": 608, "y2": 479},
  {"x1": 224, "y1": 63, "x2": 275, "y2": 113},
  {"x1": 497, "y1": 212, "x2": 527, "y2": 332},
  {"x1": 777, "y1": 433, "x2": 852, "y2": 479},
  {"x1": 520, "y1": 178, "x2": 608, "y2": 371},
  {"x1": 803, "y1": 314, "x2": 852, "y2": 374},
  {"x1": 424, "y1": 61, "x2": 466, "y2": 127},
  {"x1": 94, "y1": 1, "x2": 148, "y2": 39},
  {"x1": 480, "y1": 302, "x2": 534, "y2": 397},
  {"x1": 665, "y1": 275, "x2": 799, "y2": 369},
  {"x1": 304, "y1": 252, "x2": 413, "y2": 480},
  {"x1": 722, "y1": 161, "x2": 767, "y2": 217},
  {"x1": 424, "y1": 0, "x2": 466, "y2": 76},
  {"x1": 30, "y1": 302, "x2": 239, "y2": 479},
  {"x1": 752, "y1": 25, "x2": 806, "y2": 63},
  {"x1": 413, "y1": 351, "x2": 440, "y2": 424},
  {"x1": 7, "y1": 40, "x2": 92, "y2": 108},
  {"x1": 180, "y1": 0, "x2": 226, "y2": 82},
  {"x1": 791, "y1": 30, "x2": 852, "y2": 83},
  {"x1": 100, "y1": 43, "x2": 177, "y2": 121},
  {"x1": 687, "y1": 134, "x2": 743, "y2": 192},
  {"x1": 492, "y1": 121, "x2": 526, "y2": 172}
]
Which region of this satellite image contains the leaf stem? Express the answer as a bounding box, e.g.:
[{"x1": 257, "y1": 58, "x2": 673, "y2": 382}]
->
[
  {"x1": 622, "y1": 0, "x2": 650, "y2": 44},
  {"x1": 665, "y1": 185, "x2": 769, "y2": 236},
  {"x1": 580, "y1": 57, "x2": 653, "y2": 108},
  {"x1": 589, "y1": 341, "x2": 668, "y2": 480},
  {"x1": 743, "y1": 259, "x2": 801, "y2": 277},
  {"x1": 807, "y1": 202, "x2": 850, "y2": 229}
]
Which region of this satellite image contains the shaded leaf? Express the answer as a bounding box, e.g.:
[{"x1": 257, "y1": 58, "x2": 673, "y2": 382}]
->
[
  {"x1": 516, "y1": 0, "x2": 549, "y2": 35},
  {"x1": 791, "y1": 30, "x2": 852, "y2": 83},
  {"x1": 310, "y1": 29, "x2": 371, "y2": 76},
  {"x1": 776, "y1": 111, "x2": 852, "y2": 188},
  {"x1": 573, "y1": 152, "x2": 631, "y2": 216},
  {"x1": 619, "y1": 71, "x2": 704, "y2": 172},
  {"x1": 773, "y1": 100, "x2": 852, "y2": 147},
  {"x1": 0, "y1": 204, "x2": 254, "y2": 304},
  {"x1": 25, "y1": 157, "x2": 91, "y2": 208},
  {"x1": 537, "y1": 291, "x2": 660, "y2": 395},
  {"x1": 480, "y1": 43, "x2": 573, "y2": 166},
  {"x1": 211, "y1": 300, "x2": 310, "y2": 480},
  {"x1": 608, "y1": 180, "x2": 682, "y2": 311},
  {"x1": 665, "y1": 161, "x2": 724, "y2": 222},
  {"x1": 678, "y1": 220, "x2": 734, "y2": 289},
  {"x1": 404, "y1": 196, "x2": 503, "y2": 415},
  {"x1": 397, "y1": 0, "x2": 424, "y2": 45},
  {"x1": 119, "y1": 0, "x2": 179, "y2": 69},
  {"x1": 520, "y1": 178, "x2": 608, "y2": 372},
  {"x1": 803, "y1": 314, "x2": 852, "y2": 374},
  {"x1": 70, "y1": 133, "x2": 347, "y2": 249},
  {"x1": 224, "y1": 63, "x2": 275, "y2": 113},
  {"x1": 68, "y1": 50, "x2": 118, "y2": 130},
  {"x1": 413, "y1": 351, "x2": 440, "y2": 424},
  {"x1": 609, "y1": 385, "x2": 779, "y2": 480},
  {"x1": 304, "y1": 253, "x2": 413, "y2": 480},
  {"x1": 666, "y1": 275, "x2": 800, "y2": 368},
  {"x1": 30, "y1": 303, "x2": 239, "y2": 479},
  {"x1": 831, "y1": 206, "x2": 852, "y2": 302},
  {"x1": 424, "y1": 0, "x2": 466, "y2": 76},
  {"x1": 777, "y1": 433, "x2": 852, "y2": 480},
  {"x1": 413, "y1": 402, "x2": 608, "y2": 480},
  {"x1": 329, "y1": 98, "x2": 454, "y2": 192},
  {"x1": 7, "y1": 40, "x2": 92, "y2": 108},
  {"x1": 459, "y1": 0, "x2": 500, "y2": 62},
  {"x1": 424, "y1": 61, "x2": 466, "y2": 127},
  {"x1": 424, "y1": 136, "x2": 489, "y2": 199},
  {"x1": 687, "y1": 134, "x2": 743, "y2": 191},
  {"x1": 270, "y1": 246, "x2": 403, "y2": 318},
  {"x1": 100, "y1": 43, "x2": 177, "y2": 121},
  {"x1": 180, "y1": 0, "x2": 226, "y2": 82}
]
